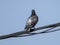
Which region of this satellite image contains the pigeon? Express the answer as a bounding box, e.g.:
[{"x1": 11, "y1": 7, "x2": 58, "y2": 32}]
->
[{"x1": 24, "y1": 9, "x2": 38, "y2": 32}]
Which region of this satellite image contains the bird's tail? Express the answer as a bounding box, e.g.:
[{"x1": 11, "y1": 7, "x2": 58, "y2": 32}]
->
[
  {"x1": 24, "y1": 27, "x2": 31, "y2": 32},
  {"x1": 24, "y1": 27, "x2": 34, "y2": 32}
]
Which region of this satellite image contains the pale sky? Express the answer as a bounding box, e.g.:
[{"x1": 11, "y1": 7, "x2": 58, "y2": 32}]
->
[{"x1": 0, "y1": 0, "x2": 60, "y2": 45}]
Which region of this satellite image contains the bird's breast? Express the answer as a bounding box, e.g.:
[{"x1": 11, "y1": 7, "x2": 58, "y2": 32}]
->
[{"x1": 27, "y1": 15, "x2": 38, "y2": 25}]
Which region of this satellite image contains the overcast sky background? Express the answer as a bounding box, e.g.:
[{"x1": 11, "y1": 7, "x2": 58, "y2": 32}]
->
[{"x1": 0, "y1": 0, "x2": 60, "y2": 45}]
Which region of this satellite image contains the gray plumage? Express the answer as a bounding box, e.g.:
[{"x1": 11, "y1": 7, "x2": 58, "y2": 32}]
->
[{"x1": 24, "y1": 9, "x2": 38, "y2": 32}]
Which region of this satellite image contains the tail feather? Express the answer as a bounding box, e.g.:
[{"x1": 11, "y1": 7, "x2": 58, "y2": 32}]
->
[{"x1": 24, "y1": 27, "x2": 31, "y2": 32}]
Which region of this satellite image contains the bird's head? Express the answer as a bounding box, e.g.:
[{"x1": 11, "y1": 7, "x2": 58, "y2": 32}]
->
[{"x1": 31, "y1": 9, "x2": 36, "y2": 15}]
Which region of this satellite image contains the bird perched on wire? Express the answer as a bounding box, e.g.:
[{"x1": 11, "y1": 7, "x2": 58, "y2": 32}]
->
[{"x1": 24, "y1": 9, "x2": 38, "y2": 32}]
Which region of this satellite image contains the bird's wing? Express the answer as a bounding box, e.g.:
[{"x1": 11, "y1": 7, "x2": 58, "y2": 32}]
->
[
  {"x1": 31, "y1": 15, "x2": 38, "y2": 27},
  {"x1": 25, "y1": 15, "x2": 38, "y2": 28}
]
